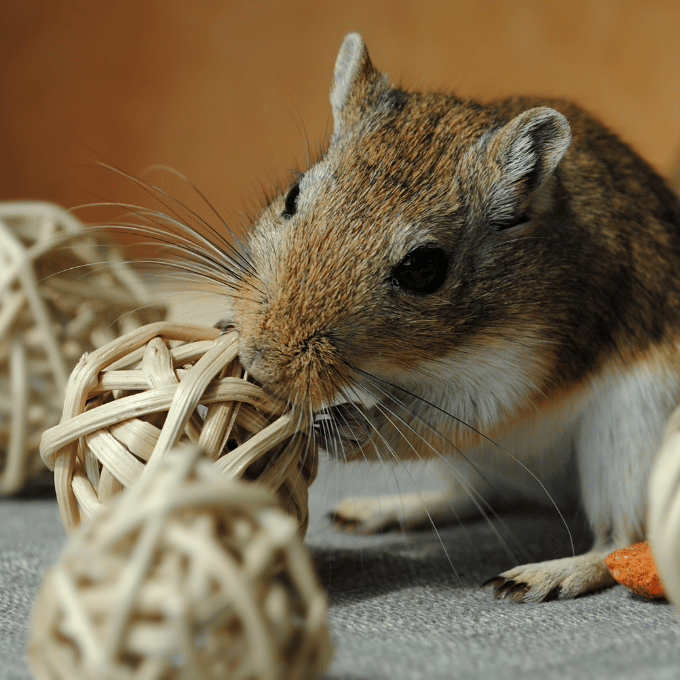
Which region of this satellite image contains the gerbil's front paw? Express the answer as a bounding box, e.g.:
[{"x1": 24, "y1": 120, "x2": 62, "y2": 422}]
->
[
  {"x1": 481, "y1": 550, "x2": 616, "y2": 602},
  {"x1": 331, "y1": 491, "x2": 451, "y2": 534},
  {"x1": 331, "y1": 494, "x2": 414, "y2": 533}
]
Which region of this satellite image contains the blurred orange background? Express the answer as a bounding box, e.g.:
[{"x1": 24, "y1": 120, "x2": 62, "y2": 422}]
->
[{"x1": 1, "y1": 1, "x2": 679, "y2": 231}]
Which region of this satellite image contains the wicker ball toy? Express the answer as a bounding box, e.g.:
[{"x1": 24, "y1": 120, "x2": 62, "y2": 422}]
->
[
  {"x1": 27, "y1": 445, "x2": 333, "y2": 680},
  {"x1": 39, "y1": 321, "x2": 319, "y2": 536},
  {"x1": 648, "y1": 404, "x2": 680, "y2": 608},
  {"x1": 0, "y1": 201, "x2": 165, "y2": 494}
]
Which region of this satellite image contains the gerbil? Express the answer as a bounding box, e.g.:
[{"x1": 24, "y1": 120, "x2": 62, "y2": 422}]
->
[{"x1": 226, "y1": 33, "x2": 680, "y2": 602}]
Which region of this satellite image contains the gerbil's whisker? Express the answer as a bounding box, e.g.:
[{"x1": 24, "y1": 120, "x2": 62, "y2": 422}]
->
[
  {"x1": 350, "y1": 363, "x2": 498, "y2": 447},
  {"x1": 343, "y1": 365, "x2": 568, "y2": 560},
  {"x1": 363, "y1": 378, "x2": 527, "y2": 563},
  {"x1": 89, "y1": 161, "x2": 256, "y2": 277},
  {"x1": 373, "y1": 400, "x2": 500, "y2": 572},
  {"x1": 313, "y1": 364, "x2": 520, "y2": 563}
]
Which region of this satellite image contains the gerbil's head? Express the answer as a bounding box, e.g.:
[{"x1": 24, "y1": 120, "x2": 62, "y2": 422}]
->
[{"x1": 231, "y1": 34, "x2": 571, "y2": 424}]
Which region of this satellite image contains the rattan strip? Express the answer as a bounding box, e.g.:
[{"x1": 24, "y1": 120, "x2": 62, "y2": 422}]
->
[
  {"x1": 1, "y1": 201, "x2": 165, "y2": 494},
  {"x1": 649, "y1": 405, "x2": 680, "y2": 609}
]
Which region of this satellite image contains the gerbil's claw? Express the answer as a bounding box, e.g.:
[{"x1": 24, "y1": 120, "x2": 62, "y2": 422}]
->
[
  {"x1": 328, "y1": 510, "x2": 372, "y2": 533},
  {"x1": 478, "y1": 575, "x2": 507, "y2": 591},
  {"x1": 479, "y1": 576, "x2": 530, "y2": 601},
  {"x1": 498, "y1": 580, "x2": 529, "y2": 601},
  {"x1": 480, "y1": 550, "x2": 615, "y2": 602}
]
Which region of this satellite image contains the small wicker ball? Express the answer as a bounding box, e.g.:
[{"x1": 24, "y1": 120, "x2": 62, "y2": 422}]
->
[
  {"x1": 0, "y1": 201, "x2": 165, "y2": 494},
  {"x1": 649, "y1": 404, "x2": 680, "y2": 609},
  {"x1": 27, "y1": 446, "x2": 332, "y2": 680},
  {"x1": 39, "y1": 321, "x2": 319, "y2": 536}
]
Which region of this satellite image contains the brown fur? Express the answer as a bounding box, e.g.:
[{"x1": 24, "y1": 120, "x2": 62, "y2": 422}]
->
[
  {"x1": 235, "y1": 50, "x2": 680, "y2": 416},
  {"x1": 229, "y1": 34, "x2": 680, "y2": 600}
]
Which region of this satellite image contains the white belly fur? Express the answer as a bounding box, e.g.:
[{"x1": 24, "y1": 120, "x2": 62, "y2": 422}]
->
[{"x1": 395, "y1": 344, "x2": 680, "y2": 543}]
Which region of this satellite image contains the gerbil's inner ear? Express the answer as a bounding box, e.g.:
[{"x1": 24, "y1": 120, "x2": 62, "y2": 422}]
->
[
  {"x1": 330, "y1": 33, "x2": 387, "y2": 138},
  {"x1": 485, "y1": 107, "x2": 571, "y2": 227}
]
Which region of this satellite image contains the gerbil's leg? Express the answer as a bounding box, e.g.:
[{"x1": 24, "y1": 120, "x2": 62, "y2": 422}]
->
[
  {"x1": 331, "y1": 488, "x2": 477, "y2": 533},
  {"x1": 484, "y1": 360, "x2": 677, "y2": 602},
  {"x1": 482, "y1": 545, "x2": 617, "y2": 602},
  {"x1": 331, "y1": 459, "x2": 492, "y2": 533}
]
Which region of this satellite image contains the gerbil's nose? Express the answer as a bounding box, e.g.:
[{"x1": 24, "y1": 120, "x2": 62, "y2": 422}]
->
[
  {"x1": 238, "y1": 340, "x2": 269, "y2": 381},
  {"x1": 236, "y1": 326, "x2": 343, "y2": 410}
]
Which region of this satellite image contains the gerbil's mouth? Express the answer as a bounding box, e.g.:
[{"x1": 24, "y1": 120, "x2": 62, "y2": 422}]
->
[
  {"x1": 313, "y1": 400, "x2": 375, "y2": 458},
  {"x1": 312, "y1": 382, "x2": 381, "y2": 457}
]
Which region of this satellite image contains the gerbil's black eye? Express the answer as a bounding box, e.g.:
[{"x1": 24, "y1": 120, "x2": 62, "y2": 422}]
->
[
  {"x1": 391, "y1": 246, "x2": 448, "y2": 294},
  {"x1": 282, "y1": 183, "x2": 300, "y2": 220}
]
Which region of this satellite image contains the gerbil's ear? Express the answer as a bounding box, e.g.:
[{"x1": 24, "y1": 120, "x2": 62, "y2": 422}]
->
[
  {"x1": 485, "y1": 107, "x2": 571, "y2": 226},
  {"x1": 331, "y1": 33, "x2": 387, "y2": 138}
]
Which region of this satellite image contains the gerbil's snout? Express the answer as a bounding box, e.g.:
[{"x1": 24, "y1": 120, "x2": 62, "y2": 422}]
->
[
  {"x1": 236, "y1": 317, "x2": 345, "y2": 412},
  {"x1": 237, "y1": 315, "x2": 379, "y2": 459}
]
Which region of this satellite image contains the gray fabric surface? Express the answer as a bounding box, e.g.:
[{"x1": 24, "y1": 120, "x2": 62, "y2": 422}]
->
[
  {"x1": 2, "y1": 460, "x2": 680, "y2": 680},
  {"x1": 1, "y1": 486, "x2": 64, "y2": 680}
]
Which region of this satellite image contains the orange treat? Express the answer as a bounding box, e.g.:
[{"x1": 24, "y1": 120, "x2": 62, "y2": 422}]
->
[{"x1": 605, "y1": 541, "x2": 666, "y2": 599}]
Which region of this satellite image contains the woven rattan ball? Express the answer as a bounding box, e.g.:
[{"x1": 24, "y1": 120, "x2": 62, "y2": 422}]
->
[
  {"x1": 27, "y1": 446, "x2": 332, "y2": 680},
  {"x1": 648, "y1": 405, "x2": 680, "y2": 609},
  {"x1": 0, "y1": 201, "x2": 165, "y2": 495},
  {"x1": 39, "y1": 321, "x2": 319, "y2": 535}
]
